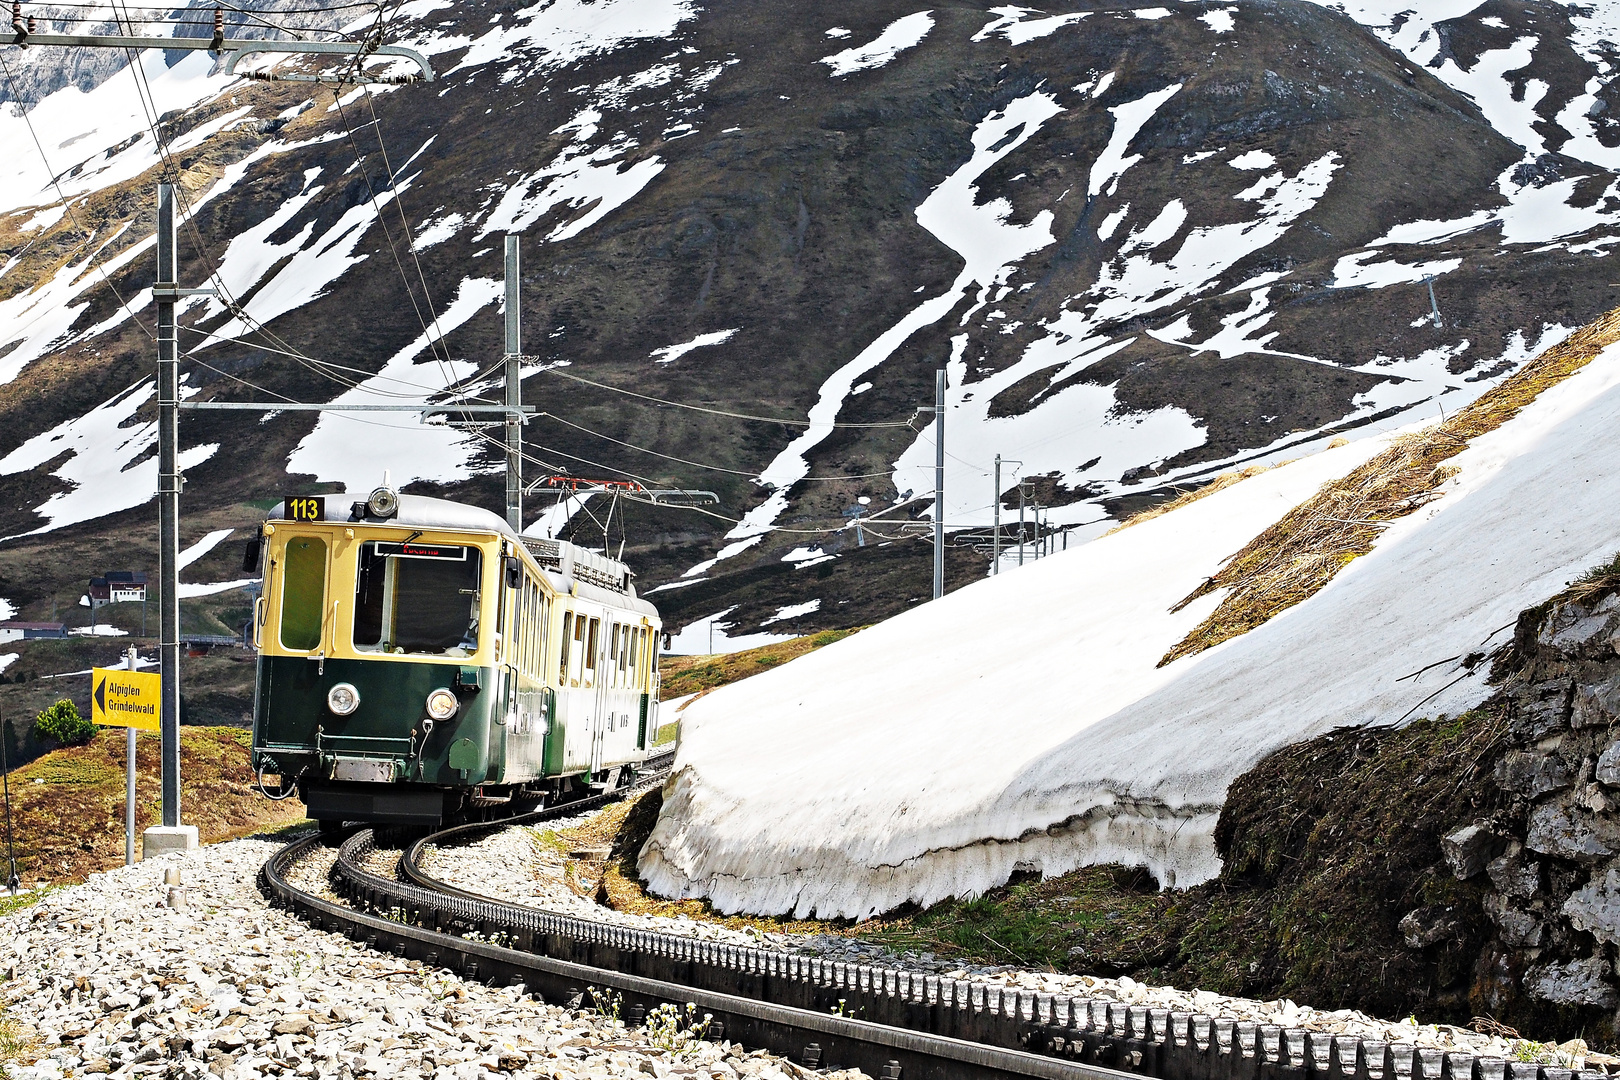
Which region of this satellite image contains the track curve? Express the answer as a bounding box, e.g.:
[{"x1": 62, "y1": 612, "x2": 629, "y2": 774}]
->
[{"x1": 262, "y1": 769, "x2": 1551, "y2": 1080}]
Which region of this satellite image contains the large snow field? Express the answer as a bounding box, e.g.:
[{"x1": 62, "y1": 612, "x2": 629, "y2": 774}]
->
[{"x1": 643, "y1": 347, "x2": 1620, "y2": 918}]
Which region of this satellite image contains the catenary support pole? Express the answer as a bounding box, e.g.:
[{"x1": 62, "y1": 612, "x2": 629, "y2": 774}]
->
[
  {"x1": 156, "y1": 184, "x2": 181, "y2": 829},
  {"x1": 992, "y1": 454, "x2": 1001, "y2": 575},
  {"x1": 933, "y1": 363, "x2": 945, "y2": 601},
  {"x1": 0, "y1": 706, "x2": 16, "y2": 894},
  {"x1": 504, "y1": 234, "x2": 522, "y2": 532},
  {"x1": 125, "y1": 646, "x2": 137, "y2": 867},
  {"x1": 1018, "y1": 484, "x2": 1026, "y2": 567}
]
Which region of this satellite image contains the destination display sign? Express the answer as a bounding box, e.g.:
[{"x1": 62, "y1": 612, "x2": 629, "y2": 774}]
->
[
  {"x1": 91, "y1": 667, "x2": 161, "y2": 731},
  {"x1": 371, "y1": 541, "x2": 470, "y2": 561},
  {"x1": 283, "y1": 495, "x2": 325, "y2": 522}
]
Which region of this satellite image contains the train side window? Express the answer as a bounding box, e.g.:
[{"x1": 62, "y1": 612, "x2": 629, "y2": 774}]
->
[
  {"x1": 627, "y1": 629, "x2": 640, "y2": 689},
  {"x1": 559, "y1": 611, "x2": 573, "y2": 684},
  {"x1": 510, "y1": 576, "x2": 523, "y2": 670},
  {"x1": 280, "y1": 536, "x2": 327, "y2": 651},
  {"x1": 521, "y1": 580, "x2": 532, "y2": 674},
  {"x1": 541, "y1": 582, "x2": 554, "y2": 676},
  {"x1": 612, "y1": 625, "x2": 625, "y2": 688},
  {"x1": 535, "y1": 587, "x2": 547, "y2": 673},
  {"x1": 583, "y1": 617, "x2": 599, "y2": 687}
]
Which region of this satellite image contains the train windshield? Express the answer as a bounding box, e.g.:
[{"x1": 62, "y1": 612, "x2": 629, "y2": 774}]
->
[{"x1": 351, "y1": 540, "x2": 483, "y2": 657}]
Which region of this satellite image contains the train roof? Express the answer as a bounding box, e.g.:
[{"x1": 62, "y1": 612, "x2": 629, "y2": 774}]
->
[
  {"x1": 271, "y1": 493, "x2": 517, "y2": 536},
  {"x1": 269, "y1": 492, "x2": 647, "y2": 602}
]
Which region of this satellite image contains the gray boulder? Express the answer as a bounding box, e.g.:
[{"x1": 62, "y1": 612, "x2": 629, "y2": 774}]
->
[
  {"x1": 1443, "y1": 823, "x2": 1509, "y2": 879},
  {"x1": 1564, "y1": 866, "x2": 1620, "y2": 945},
  {"x1": 1526, "y1": 957, "x2": 1619, "y2": 1008},
  {"x1": 1526, "y1": 803, "x2": 1617, "y2": 863},
  {"x1": 1495, "y1": 751, "x2": 1575, "y2": 799}
]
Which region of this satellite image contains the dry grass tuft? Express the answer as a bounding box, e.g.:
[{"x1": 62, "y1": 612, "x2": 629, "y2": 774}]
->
[
  {"x1": 1160, "y1": 306, "x2": 1620, "y2": 667},
  {"x1": 0, "y1": 1014, "x2": 39, "y2": 1068},
  {"x1": 1106, "y1": 465, "x2": 1273, "y2": 536}
]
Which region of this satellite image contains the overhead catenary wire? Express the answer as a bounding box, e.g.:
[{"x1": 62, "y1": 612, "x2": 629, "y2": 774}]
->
[
  {"x1": 0, "y1": 49, "x2": 155, "y2": 340},
  {"x1": 541, "y1": 412, "x2": 901, "y2": 481},
  {"x1": 536, "y1": 365, "x2": 920, "y2": 429}
]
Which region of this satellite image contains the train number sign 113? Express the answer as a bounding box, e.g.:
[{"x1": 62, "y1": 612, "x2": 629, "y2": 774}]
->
[{"x1": 285, "y1": 496, "x2": 325, "y2": 522}]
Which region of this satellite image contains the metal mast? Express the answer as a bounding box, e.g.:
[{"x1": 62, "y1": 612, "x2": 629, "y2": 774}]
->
[
  {"x1": 504, "y1": 234, "x2": 522, "y2": 531},
  {"x1": 933, "y1": 363, "x2": 945, "y2": 601},
  {"x1": 155, "y1": 185, "x2": 181, "y2": 828},
  {"x1": 992, "y1": 454, "x2": 1001, "y2": 575}
]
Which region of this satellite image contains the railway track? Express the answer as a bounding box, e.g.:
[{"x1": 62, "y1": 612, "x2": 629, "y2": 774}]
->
[{"x1": 259, "y1": 765, "x2": 1606, "y2": 1080}]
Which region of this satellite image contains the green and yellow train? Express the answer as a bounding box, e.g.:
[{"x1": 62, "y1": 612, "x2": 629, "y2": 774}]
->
[{"x1": 248, "y1": 483, "x2": 663, "y2": 830}]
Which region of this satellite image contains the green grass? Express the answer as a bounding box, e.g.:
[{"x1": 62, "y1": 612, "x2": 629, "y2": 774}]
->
[
  {"x1": 23, "y1": 758, "x2": 120, "y2": 786},
  {"x1": 0, "y1": 884, "x2": 60, "y2": 919},
  {"x1": 660, "y1": 629, "x2": 857, "y2": 700}
]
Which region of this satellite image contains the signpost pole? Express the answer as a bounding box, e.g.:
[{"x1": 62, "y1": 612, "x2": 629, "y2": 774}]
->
[{"x1": 124, "y1": 647, "x2": 137, "y2": 867}]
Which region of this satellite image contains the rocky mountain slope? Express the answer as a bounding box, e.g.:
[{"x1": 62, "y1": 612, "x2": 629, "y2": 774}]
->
[{"x1": 0, "y1": 0, "x2": 1616, "y2": 638}]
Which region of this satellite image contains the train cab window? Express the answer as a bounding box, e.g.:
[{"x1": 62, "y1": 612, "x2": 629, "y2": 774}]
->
[
  {"x1": 279, "y1": 535, "x2": 328, "y2": 651},
  {"x1": 352, "y1": 541, "x2": 484, "y2": 657}
]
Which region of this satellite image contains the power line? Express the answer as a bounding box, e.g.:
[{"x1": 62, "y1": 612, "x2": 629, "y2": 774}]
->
[
  {"x1": 0, "y1": 49, "x2": 154, "y2": 340},
  {"x1": 542, "y1": 411, "x2": 905, "y2": 482},
  {"x1": 13, "y1": 0, "x2": 376, "y2": 12},
  {"x1": 536, "y1": 365, "x2": 921, "y2": 429}
]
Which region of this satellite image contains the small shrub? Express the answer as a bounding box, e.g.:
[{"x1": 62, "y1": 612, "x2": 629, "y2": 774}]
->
[{"x1": 34, "y1": 699, "x2": 93, "y2": 746}]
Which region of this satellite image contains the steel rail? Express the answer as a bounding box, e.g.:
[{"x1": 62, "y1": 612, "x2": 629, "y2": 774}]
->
[
  {"x1": 261, "y1": 770, "x2": 1137, "y2": 1080},
  {"x1": 266, "y1": 835, "x2": 1132, "y2": 1080},
  {"x1": 265, "y1": 761, "x2": 1592, "y2": 1080}
]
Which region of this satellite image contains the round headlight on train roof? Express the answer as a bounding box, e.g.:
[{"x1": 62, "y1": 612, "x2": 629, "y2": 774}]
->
[
  {"x1": 326, "y1": 683, "x2": 361, "y2": 716},
  {"x1": 366, "y1": 485, "x2": 399, "y2": 519},
  {"x1": 425, "y1": 688, "x2": 458, "y2": 721}
]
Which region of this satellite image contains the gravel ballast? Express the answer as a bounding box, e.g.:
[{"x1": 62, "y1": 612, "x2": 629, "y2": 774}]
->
[{"x1": 0, "y1": 836, "x2": 859, "y2": 1080}]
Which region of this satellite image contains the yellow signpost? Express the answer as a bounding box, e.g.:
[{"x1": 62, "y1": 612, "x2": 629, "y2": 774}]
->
[
  {"x1": 91, "y1": 667, "x2": 161, "y2": 732},
  {"x1": 94, "y1": 654, "x2": 157, "y2": 865}
]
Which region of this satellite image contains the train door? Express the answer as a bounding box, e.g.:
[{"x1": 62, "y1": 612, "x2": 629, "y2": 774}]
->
[
  {"x1": 255, "y1": 531, "x2": 331, "y2": 751},
  {"x1": 589, "y1": 616, "x2": 608, "y2": 774}
]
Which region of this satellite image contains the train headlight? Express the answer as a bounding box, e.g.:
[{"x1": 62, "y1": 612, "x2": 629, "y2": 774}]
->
[
  {"x1": 326, "y1": 683, "x2": 361, "y2": 716},
  {"x1": 425, "y1": 688, "x2": 458, "y2": 721},
  {"x1": 366, "y1": 485, "x2": 399, "y2": 519}
]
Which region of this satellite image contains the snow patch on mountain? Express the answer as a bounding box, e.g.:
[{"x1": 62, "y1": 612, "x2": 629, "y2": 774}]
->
[
  {"x1": 284, "y1": 277, "x2": 504, "y2": 494},
  {"x1": 0, "y1": 380, "x2": 219, "y2": 537},
  {"x1": 820, "y1": 11, "x2": 935, "y2": 77},
  {"x1": 704, "y1": 90, "x2": 1066, "y2": 567},
  {"x1": 424, "y1": 0, "x2": 699, "y2": 79},
  {"x1": 972, "y1": 7, "x2": 1088, "y2": 47},
  {"x1": 651, "y1": 328, "x2": 739, "y2": 364}
]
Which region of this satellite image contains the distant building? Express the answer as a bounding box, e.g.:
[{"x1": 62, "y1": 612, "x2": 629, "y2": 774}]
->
[
  {"x1": 88, "y1": 571, "x2": 148, "y2": 609},
  {"x1": 0, "y1": 621, "x2": 68, "y2": 643}
]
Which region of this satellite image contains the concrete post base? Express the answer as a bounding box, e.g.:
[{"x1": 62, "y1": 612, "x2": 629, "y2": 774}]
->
[{"x1": 141, "y1": 825, "x2": 199, "y2": 861}]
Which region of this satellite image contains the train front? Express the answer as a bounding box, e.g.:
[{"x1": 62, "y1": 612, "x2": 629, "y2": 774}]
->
[{"x1": 248, "y1": 485, "x2": 505, "y2": 828}]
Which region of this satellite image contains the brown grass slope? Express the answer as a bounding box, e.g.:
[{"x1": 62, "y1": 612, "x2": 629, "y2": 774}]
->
[
  {"x1": 1160, "y1": 306, "x2": 1620, "y2": 667},
  {"x1": 0, "y1": 726, "x2": 306, "y2": 887}
]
